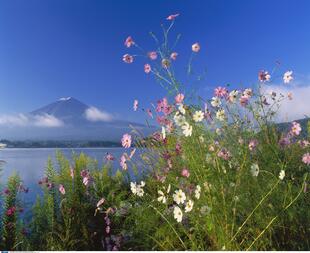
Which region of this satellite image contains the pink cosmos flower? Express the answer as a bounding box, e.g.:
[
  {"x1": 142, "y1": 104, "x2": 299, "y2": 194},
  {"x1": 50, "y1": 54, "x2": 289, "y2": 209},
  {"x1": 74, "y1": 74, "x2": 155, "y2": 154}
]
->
[
  {"x1": 59, "y1": 184, "x2": 65, "y2": 195},
  {"x1": 217, "y1": 148, "x2": 231, "y2": 160},
  {"x1": 133, "y1": 99, "x2": 138, "y2": 111},
  {"x1": 148, "y1": 51, "x2": 157, "y2": 60},
  {"x1": 166, "y1": 13, "x2": 180, "y2": 20},
  {"x1": 214, "y1": 86, "x2": 228, "y2": 98},
  {"x1": 181, "y1": 168, "x2": 190, "y2": 178},
  {"x1": 80, "y1": 169, "x2": 89, "y2": 178},
  {"x1": 170, "y1": 52, "x2": 178, "y2": 60},
  {"x1": 83, "y1": 176, "x2": 92, "y2": 186},
  {"x1": 156, "y1": 98, "x2": 169, "y2": 112},
  {"x1": 290, "y1": 121, "x2": 301, "y2": 136},
  {"x1": 144, "y1": 64, "x2": 151, "y2": 74},
  {"x1": 192, "y1": 43, "x2": 200, "y2": 52},
  {"x1": 258, "y1": 70, "x2": 271, "y2": 82},
  {"x1": 120, "y1": 154, "x2": 127, "y2": 170},
  {"x1": 122, "y1": 54, "x2": 133, "y2": 63},
  {"x1": 175, "y1": 93, "x2": 184, "y2": 104},
  {"x1": 248, "y1": 139, "x2": 258, "y2": 151},
  {"x1": 121, "y1": 133, "x2": 132, "y2": 148},
  {"x1": 302, "y1": 153, "x2": 310, "y2": 165},
  {"x1": 124, "y1": 36, "x2": 134, "y2": 48},
  {"x1": 4, "y1": 188, "x2": 10, "y2": 195},
  {"x1": 106, "y1": 153, "x2": 115, "y2": 161},
  {"x1": 239, "y1": 95, "x2": 249, "y2": 107}
]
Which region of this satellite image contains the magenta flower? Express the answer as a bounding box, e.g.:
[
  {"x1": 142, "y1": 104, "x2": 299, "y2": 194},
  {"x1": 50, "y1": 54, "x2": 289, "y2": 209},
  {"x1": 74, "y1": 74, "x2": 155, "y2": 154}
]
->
[
  {"x1": 4, "y1": 188, "x2": 10, "y2": 195},
  {"x1": 106, "y1": 153, "x2": 115, "y2": 161},
  {"x1": 122, "y1": 54, "x2": 133, "y2": 63},
  {"x1": 133, "y1": 99, "x2": 138, "y2": 111},
  {"x1": 166, "y1": 13, "x2": 180, "y2": 20},
  {"x1": 302, "y1": 153, "x2": 310, "y2": 165},
  {"x1": 6, "y1": 206, "x2": 16, "y2": 216},
  {"x1": 214, "y1": 86, "x2": 228, "y2": 98},
  {"x1": 181, "y1": 168, "x2": 190, "y2": 178},
  {"x1": 120, "y1": 154, "x2": 127, "y2": 170},
  {"x1": 121, "y1": 133, "x2": 132, "y2": 148},
  {"x1": 170, "y1": 52, "x2": 178, "y2": 60},
  {"x1": 290, "y1": 121, "x2": 301, "y2": 136},
  {"x1": 59, "y1": 184, "x2": 66, "y2": 195},
  {"x1": 124, "y1": 36, "x2": 134, "y2": 48},
  {"x1": 248, "y1": 139, "x2": 258, "y2": 151},
  {"x1": 148, "y1": 51, "x2": 158, "y2": 60},
  {"x1": 47, "y1": 182, "x2": 54, "y2": 190},
  {"x1": 192, "y1": 43, "x2": 200, "y2": 52},
  {"x1": 144, "y1": 64, "x2": 151, "y2": 74},
  {"x1": 175, "y1": 93, "x2": 184, "y2": 104}
]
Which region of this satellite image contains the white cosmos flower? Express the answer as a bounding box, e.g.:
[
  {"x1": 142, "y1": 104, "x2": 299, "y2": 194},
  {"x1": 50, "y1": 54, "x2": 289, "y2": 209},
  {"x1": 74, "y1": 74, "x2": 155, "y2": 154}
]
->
[
  {"x1": 211, "y1": 97, "x2": 221, "y2": 107},
  {"x1": 182, "y1": 122, "x2": 192, "y2": 137},
  {"x1": 130, "y1": 181, "x2": 145, "y2": 197},
  {"x1": 161, "y1": 126, "x2": 166, "y2": 139},
  {"x1": 250, "y1": 163, "x2": 260, "y2": 177},
  {"x1": 195, "y1": 185, "x2": 201, "y2": 199},
  {"x1": 193, "y1": 110, "x2": 204, "y2": 122},
  {"x1": 283, "y1": 71, "x2": 293, "y2": 84},
  {"x1": 178, "y1": 104, "x2": 186, "y2": 114},
  {"x1": 173, "y1": 206, "x2": 183, "y2": 223},
  {"x1": 174, "y1": 112, "x2": 186, "y2": 126},
  {"x1": 157, "y1": 190, "x2": 167, "y2": 203},
  {"x1": 216, "y1": 109, "x2": 226, "y2": 121},
  {"x1": 185, "y1": 200, "x2": 194, "y2": 213},
  {"x1": 173, "y1": 189, "x2": 186, "y2": 204},
  {"x1": 279, "y1": 170, "x2": 285, "y2": 180},
  {"x1": 243, "y1": 88, "x2": 253, "y2": 98},
  {"x1": 228, "y1": 90, "x2": 239, "y2": 103}
]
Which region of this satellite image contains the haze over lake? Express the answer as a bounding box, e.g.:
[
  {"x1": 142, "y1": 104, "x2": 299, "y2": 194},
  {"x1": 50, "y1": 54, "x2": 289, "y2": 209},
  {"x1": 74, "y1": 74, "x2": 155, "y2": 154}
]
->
[{"x1": 0, "y1": 148, "x2": 139, "y2": 204}]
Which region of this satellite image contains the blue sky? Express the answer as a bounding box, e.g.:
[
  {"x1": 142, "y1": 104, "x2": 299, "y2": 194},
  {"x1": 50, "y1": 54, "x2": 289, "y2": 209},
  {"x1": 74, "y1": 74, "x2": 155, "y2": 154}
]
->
[{"x1": 1, "y1": 0, "x2": 310, "y2": 122}]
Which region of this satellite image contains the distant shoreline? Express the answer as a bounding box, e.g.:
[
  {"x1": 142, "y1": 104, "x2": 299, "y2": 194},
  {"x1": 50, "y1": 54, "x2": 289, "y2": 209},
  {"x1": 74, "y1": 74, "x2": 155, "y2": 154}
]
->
[{"x1": 0, "y1": 140, "x2": 122, "y2": 149}]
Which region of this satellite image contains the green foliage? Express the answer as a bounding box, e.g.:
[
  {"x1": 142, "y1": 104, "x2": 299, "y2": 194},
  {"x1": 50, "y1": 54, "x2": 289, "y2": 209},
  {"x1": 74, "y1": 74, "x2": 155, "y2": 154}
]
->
[{"x1": 0, "y1": 173, "x2": 23, "y2": 250}]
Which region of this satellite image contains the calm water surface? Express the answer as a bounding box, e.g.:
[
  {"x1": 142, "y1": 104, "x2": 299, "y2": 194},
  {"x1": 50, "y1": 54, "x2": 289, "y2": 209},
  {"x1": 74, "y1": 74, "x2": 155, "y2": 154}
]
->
[{"x1": 0, "y1": 148, "x2": 142, "y2": 205}]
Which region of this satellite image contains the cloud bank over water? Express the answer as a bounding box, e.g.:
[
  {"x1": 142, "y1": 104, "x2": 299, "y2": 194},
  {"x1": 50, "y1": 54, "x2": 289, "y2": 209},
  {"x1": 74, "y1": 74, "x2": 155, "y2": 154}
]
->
[{"x1": 0, "y1": 113, "x2": 64, "y2": 128}]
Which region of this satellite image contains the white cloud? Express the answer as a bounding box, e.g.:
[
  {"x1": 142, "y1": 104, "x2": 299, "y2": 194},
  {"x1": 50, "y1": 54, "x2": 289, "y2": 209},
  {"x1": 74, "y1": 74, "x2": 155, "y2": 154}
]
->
[
  {"x1": 33, "y1": 114, "x2": 64, "y2": 127},
  {"x1": 0, "y1": 113, "x2": 64, "y2": 128},
  {"x1": 262, "y1": 84, "x2": 310, "y2": 122},
  {"x1": 85, "y1": 106, "x2": 113, "y2": 122},
  {"x1": 0, "y1": 113, "x2": 29, "y2": 126}
]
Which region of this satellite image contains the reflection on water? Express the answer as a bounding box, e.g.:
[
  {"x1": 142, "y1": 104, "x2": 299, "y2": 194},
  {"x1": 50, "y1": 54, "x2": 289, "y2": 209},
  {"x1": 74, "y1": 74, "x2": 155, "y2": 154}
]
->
[{"x1": 0, "y1": 148, "x2": 146, "y2": 205}]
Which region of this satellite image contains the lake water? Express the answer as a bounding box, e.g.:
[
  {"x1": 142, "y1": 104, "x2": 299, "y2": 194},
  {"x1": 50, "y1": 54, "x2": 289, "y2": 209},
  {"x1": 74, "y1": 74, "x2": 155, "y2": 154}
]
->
[{"x1": 0, "y1": 148, "x2": 140, "y2": 206}]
